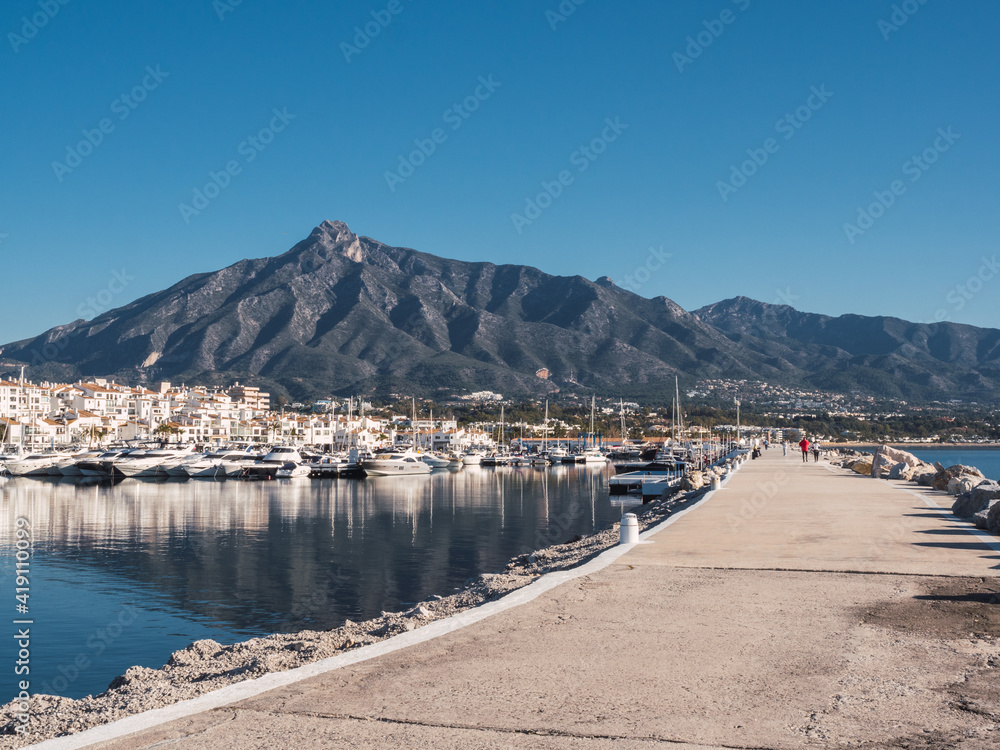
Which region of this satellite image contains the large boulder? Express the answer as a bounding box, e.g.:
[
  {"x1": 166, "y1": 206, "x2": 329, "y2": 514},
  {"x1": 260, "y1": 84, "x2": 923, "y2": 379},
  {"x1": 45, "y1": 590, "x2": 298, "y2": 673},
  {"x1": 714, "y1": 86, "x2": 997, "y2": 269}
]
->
[
  {"x1": 989, "y1": 502, "x2": 1000, "y2": 534},
  {"x1": 888, "y1": 462, "x2": 914, "y2": 480},
  {"x1": 947, "y1": 476, "x2": 980, "y2": 495},
  {"x1": 681, "y1": 471, "x2": 705, "y2": 491},
  {"x1": 930, "y1": 464, "x2": 985, "y2": 492},
  {"x1": 878, "y1": 445, "x2": 925, "y2": 469},
  {"x1": 972, "y1": 503, "x2": 999, "y2": 530},
  {"x1": 952, "y1": 481, "x2": 1000, "y2": 517},
  {"x1": 851, "y1": 460, "x2": 873, "y2": 475}
]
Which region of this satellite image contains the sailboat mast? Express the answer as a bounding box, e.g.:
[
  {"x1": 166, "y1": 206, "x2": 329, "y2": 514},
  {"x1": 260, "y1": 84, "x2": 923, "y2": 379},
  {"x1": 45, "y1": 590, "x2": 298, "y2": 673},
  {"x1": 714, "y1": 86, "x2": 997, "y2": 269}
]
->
[
  {"x1": 590, "y1": 395, "x2": 595, "y2": 448},
  {"x1": 543, "y1": 399, "x2": 548, "y2": 453},
  {"x1": 675, "y1": 376, "x2": 683, "y2": 439}
]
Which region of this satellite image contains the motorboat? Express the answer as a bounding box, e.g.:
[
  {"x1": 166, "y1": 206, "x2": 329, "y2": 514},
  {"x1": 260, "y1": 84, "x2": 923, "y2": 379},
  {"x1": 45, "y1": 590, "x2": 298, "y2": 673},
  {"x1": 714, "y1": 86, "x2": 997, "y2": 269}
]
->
[
  {"x1": 547, "y1": 446, "x2": 569, "y2": 462},
  {"x1": 275, "y1": 461, "x2": 311, "y2": 478},
  {"x1": 56, "y1": 450, "x2": 105, "y2": 476},
  {"x1": 580, "y1": 447, "x2": 609, "y2": 463},
  {"x1": 461, "y1": 450, "x2": 485, "y2": 465},
  {"x1": 361, "y1": 449, "x2": 432, "y2": 476},
  {"x1": 182, "y1": 449, "x2": 254, "y2": 479},
  {"x1": 112, "y1": 446, "x2": 196, "y2": 478},
  {"x1": 420, "y1": 453, "x2": 451, "y2": 469},
  {"x1": 4, "y1": 453, "x2": 63, "y2": 477},
  {"x1": 242, "y1": 446, "x2": 304, "y2": 479},
  {"x1": 305, "y1": 454, "x2": 349, "y2": 478},
  {"x1": 77, "y1": 450, "x2": 130, "y2": 477},
  {"x1": 482, "y1": 452, "x2": 511, "y2": 466}
]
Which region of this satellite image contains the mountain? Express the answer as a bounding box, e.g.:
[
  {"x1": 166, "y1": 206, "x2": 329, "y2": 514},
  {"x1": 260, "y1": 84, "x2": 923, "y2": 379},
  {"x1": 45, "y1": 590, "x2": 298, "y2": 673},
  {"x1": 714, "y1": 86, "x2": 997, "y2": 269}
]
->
[
  {"x1": 0, "y1": 222, "x2": 783, "y2": 401},
  {"x1": 694, "y1": 297, "x2": 1000, "y2": 402},
  {"x1": 2, "y1": 223, "x2": 998, "y2": 404}
]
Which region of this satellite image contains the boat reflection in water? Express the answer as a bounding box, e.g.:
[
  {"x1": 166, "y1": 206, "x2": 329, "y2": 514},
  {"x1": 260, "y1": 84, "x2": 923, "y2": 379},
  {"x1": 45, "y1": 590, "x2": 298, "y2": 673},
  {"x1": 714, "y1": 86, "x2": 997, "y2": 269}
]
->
[{"x1": 0, "y1": 463, "x2": 616, "y2": 702}]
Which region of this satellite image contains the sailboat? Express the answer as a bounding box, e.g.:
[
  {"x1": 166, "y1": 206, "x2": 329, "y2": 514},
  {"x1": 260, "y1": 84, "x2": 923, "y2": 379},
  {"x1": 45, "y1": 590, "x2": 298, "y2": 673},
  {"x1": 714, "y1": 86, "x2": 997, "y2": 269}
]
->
[
  {"x1": 530, "y1": 400, "x2": 552, "y2": 464},
  {"x1": 483, "y1": 405, "x2": 511, "y2": 465},
  {"x1": 580, "y1": 395, "x2": 608, "y2": 463}
]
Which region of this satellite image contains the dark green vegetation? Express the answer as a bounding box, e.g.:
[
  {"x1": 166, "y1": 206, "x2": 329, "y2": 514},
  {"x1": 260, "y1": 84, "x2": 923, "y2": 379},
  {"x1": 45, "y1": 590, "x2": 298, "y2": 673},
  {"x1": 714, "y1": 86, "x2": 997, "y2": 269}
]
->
[{"x1": 1, "y1": 221, "x2": 999, "y2": 406}]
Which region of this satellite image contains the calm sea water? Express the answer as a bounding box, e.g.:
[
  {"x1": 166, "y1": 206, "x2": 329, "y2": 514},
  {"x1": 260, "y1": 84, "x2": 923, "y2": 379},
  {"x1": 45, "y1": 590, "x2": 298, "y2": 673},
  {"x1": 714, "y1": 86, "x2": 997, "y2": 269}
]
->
[
  {"x1": 904, "y1": 447, "x2": 1000, "y2": 481},
  {"x1": 0, "y1": 465, "x2": 628, "y2": 702}
]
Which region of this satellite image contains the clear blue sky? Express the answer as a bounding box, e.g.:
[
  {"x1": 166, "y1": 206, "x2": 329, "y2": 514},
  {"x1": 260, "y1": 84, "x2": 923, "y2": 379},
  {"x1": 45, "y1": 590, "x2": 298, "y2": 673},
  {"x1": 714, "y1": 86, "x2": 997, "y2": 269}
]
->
[{"x1": 3, "y1": 0, "x2": 999, "y2": 343}]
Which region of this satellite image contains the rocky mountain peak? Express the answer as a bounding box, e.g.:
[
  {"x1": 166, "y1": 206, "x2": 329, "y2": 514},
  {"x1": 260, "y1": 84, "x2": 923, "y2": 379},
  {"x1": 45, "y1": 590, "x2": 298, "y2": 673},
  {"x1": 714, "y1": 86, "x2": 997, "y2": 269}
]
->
[{"x1": 307, "y1": 220, "x2": 365, "y2": 262}]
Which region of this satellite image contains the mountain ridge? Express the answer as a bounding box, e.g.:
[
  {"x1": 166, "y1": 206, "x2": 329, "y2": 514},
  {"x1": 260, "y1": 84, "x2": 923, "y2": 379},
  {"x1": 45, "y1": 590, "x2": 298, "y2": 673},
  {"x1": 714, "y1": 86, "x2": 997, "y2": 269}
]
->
[{"x1": 1, "y1": 222, "x2": 998, "y2": 404}]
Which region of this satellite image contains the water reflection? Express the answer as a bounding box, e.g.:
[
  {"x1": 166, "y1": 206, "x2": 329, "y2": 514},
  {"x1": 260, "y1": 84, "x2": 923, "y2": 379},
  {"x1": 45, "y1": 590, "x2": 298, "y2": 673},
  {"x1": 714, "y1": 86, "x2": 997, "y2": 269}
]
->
[{"x1": 0, "y1": 465, "x2": 616, "y2": 700}]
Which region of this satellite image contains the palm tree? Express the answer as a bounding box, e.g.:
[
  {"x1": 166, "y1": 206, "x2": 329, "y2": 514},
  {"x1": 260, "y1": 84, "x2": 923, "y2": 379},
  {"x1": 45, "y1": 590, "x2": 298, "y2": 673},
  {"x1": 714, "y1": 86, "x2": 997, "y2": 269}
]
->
[{"x1": 154, "y1": 424, "x2": 180, "y2": 442}]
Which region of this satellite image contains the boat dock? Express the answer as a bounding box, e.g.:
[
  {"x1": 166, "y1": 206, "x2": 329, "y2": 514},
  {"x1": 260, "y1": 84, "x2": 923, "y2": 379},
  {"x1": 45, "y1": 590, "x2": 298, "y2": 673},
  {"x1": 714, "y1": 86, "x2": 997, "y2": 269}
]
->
[{"x1": 38, "y1": 449, "x2": 1000, "y2": 749}]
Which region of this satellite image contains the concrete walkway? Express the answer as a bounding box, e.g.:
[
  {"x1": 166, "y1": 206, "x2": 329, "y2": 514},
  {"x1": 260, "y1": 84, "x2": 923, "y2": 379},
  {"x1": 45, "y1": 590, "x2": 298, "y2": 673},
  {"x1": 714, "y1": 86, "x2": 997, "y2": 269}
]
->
[{"x1": 57, "y1": 451, "x2": 1000, "y2": 749}]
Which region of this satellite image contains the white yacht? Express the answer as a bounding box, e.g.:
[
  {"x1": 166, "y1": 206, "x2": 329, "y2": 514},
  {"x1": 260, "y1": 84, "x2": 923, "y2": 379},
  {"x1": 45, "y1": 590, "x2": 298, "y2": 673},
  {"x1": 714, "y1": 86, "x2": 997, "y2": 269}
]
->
[
  {"x1": 112, "y1": 446, "x2": 196, "y2": 478},
  {"x1": 56, "y1": 450, "x2": 105, "y2": 476},
  {"x1": 275, "y1": 461, "x2": 311, "y2": 478},
  {"x1": 461, "y1": 450, "x2": 485, "y2": 466},
  {"x1": 77, "y1": 450, "x2": 130, "y2": 477},
  {"x1": 243, "y1": 446, "x2": 303, "y2": 478},
  {"x1": 361, "y1": 449, "x2": 432, "y2": 476},
  {"x1": 548, "y1": 446, "x2": 569, "y2": 462},
  {"x1": 580, "y1": 447, "x2": 609, "y2": 463},
  {"x1": 4, "y1": 453, "x2": 63, "y2": 477},
  {"x1": 420, "y1": 453, "x2": 451, "y2": 469}
]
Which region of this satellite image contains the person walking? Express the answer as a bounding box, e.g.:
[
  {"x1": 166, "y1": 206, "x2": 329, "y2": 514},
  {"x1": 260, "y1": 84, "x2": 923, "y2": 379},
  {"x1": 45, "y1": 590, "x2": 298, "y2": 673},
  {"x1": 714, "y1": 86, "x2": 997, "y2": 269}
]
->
[
  {"x1": 798, "y1": 436, "x2": 810, "y2": 463},
  {"x1": 781, "y1": 440, "x2": 787, "y2": 456},
  {"x1": 812, "y1": 442, "x2": 821, "y2": 462}
]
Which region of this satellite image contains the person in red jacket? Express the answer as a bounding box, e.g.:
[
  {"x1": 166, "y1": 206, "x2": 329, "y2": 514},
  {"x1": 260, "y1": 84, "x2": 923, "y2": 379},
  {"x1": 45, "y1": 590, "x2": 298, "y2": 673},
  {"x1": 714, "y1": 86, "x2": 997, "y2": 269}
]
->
[{"x1": 798, "y1": 437, "x2": 810, "y2": 463}]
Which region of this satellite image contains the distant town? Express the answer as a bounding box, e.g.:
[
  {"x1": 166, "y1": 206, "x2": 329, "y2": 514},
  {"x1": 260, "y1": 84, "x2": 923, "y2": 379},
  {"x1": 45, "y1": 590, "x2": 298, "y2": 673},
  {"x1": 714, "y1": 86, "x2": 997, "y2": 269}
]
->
[{"x1": 2, "y1": 373, "x2": 998, "y2": 452}]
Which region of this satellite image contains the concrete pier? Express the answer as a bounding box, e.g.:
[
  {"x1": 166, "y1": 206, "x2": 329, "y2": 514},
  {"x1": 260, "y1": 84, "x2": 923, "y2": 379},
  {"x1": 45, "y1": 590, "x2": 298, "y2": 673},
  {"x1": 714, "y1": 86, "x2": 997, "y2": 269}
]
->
[{"x1": 52, "y1": 450, "x2": 1000, "y2": 749}]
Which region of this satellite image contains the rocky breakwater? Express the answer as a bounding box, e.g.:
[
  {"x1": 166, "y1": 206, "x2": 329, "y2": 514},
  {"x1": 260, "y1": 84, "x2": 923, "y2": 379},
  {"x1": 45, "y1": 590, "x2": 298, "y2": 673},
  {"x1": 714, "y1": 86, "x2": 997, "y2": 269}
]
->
[
  {"x1": 679, "y1": 454, "x2": 741, "y2": 492},
  {"x1": 832, "y1": 445, "x2": 1000, "y2": 534},
  {"x1": 951, "y1": 479, "x2": 1000, "y2": 534},
  {"x1": 832, "y1": 445, "x2": 936, "y2": 480}
]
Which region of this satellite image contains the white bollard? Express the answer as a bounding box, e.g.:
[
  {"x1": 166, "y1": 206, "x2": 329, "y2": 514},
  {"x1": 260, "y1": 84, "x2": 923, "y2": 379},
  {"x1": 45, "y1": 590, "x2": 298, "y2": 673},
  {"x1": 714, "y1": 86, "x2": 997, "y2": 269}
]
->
[
  {"x1": 619, "y1": 513, "x2": 639, "y2": 545},
  {"x1": 711, "y1": 476, "x2": 721, "y2": 491}
]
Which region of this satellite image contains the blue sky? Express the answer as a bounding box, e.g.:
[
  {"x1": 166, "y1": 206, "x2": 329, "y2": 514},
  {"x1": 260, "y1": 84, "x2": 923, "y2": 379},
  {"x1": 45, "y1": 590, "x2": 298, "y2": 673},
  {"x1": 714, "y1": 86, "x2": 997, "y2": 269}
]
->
[{"x1": 2, "y1": 0, "x2": 998, "y2": 343}]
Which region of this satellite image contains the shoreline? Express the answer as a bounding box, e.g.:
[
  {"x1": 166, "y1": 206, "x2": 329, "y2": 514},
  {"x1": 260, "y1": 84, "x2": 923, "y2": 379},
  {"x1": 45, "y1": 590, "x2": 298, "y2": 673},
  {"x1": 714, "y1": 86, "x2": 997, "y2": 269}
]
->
[
  {"x1": 828, "y1": 442, "x2": 1000, "y2": 449},
  {"x1": 0, "y1": 469, "x2": 728, "y2": 747}
]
